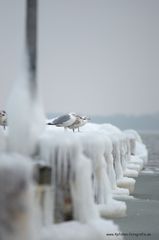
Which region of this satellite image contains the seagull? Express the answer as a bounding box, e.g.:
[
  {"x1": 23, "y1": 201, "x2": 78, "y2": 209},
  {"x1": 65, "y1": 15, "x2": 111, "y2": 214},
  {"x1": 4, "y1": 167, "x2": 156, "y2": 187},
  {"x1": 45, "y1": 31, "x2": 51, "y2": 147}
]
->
[
  {"x1": 0, "y1": 110, "x2": 7, "y2": 130},
  {"x1": 68, "y1": 115, "x2": 90, "y2": 132},
  {"x1": 47, "y1": 113, "x2": 77, "y2": 130}
]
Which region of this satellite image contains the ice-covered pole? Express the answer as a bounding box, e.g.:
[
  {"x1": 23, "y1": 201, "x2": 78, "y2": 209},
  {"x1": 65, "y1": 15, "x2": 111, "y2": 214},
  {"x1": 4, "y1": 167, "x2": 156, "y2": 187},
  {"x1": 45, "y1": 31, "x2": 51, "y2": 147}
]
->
[{"x1": 7, "y1": 0, "x2": 45, "y2": 156}]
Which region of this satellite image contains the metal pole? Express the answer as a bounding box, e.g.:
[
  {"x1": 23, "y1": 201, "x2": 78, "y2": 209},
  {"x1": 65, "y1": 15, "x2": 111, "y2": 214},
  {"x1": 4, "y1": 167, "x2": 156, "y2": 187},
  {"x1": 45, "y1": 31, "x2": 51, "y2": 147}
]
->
[{"x1": 26, "y1": 0, "x2": 37, "y2": 97}]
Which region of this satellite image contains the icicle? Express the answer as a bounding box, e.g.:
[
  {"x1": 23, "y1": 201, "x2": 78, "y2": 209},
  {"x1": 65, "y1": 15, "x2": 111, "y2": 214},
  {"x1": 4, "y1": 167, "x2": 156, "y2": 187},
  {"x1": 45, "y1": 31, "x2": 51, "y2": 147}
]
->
[
  {"x1": 112, "y1": 136, "x2": 123, "y2": 180},
  {"x1": 79, "y1": 132, "x2": 112, "y2": 204},
  {"x1": 124, "y1": 129, "x2": 148, "y2": 165},
  {"x1": 71, "y1": 154, "x2": 99, "y2": 222}
]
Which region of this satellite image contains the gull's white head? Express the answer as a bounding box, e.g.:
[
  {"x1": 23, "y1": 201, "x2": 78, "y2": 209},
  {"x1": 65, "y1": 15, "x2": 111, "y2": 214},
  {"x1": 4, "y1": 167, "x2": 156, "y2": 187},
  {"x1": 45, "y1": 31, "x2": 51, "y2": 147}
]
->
[{"x1": 82, "y1": 116, "x2": 91, "y2": 121}]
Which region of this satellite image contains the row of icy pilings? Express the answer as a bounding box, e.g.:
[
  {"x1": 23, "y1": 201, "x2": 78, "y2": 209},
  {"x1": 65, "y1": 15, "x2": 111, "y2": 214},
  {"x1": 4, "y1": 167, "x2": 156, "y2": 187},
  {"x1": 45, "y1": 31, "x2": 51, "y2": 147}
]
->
[{"x1": 0, "y1": 123, "x2": 148, "y2": 240}]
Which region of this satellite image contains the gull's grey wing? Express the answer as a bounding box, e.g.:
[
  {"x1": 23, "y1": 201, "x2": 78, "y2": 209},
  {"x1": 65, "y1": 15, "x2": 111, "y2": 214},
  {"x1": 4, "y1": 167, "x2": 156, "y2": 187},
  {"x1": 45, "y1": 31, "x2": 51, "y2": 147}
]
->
[{"x1": 52, "y1": 114, "x2": 71, "y2": 125}]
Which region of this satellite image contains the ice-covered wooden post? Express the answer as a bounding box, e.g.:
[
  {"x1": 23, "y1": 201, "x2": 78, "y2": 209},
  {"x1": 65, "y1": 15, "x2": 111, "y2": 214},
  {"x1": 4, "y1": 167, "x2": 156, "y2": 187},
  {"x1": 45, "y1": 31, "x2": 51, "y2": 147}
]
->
[
  {"x1": 0, "y1": 155, "x2": 35, "y2": 240},
  {"x1": 26, "y1": 0, "x2": 52, "y2": 225}
]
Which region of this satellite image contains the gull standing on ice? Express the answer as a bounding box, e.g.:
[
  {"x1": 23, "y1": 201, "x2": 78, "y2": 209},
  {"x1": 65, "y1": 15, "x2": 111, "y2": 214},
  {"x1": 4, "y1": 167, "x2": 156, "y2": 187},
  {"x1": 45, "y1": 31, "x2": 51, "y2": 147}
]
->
[
  {"x1": 0, "y1": 110, "x2": 7, "y2": 130},
  {"x1": 47, "y1": 113, "x2": 77, "y2": 130},
  {"x1": 68, "y1": 115, "x2": 90, "y2": 132}
]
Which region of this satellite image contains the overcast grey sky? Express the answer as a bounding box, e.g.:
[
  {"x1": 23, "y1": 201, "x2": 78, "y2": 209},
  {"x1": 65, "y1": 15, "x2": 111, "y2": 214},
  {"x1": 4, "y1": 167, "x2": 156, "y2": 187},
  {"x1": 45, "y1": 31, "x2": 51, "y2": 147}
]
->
[{"x1": 0, "y1": 0, "x2": 159, "y2": 115}]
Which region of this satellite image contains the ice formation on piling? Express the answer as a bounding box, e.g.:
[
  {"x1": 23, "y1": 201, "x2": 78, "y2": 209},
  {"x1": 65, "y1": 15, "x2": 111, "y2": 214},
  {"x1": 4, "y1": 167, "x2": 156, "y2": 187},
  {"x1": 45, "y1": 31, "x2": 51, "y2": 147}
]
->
[
  {"x1": 124, "y1": 130, "x2": 147, "y2": 168},
  {"x1": 37, "y1": 128, "x2": 125, "y2": 238},
  {"x1": 124, "y1": 129, "x2": 148, "y2": 163},
  {"x1": 7, "y1": 62, "x2": 45, "y2": 156},
  {"x1": 38, "y1": 131, "x2": 99, "y2": 223},
  {"x1": 77, "y1": 130, "x2": 127, "y2": 218},
  {"x1": 98, "y1": 124, "x2": 136, "y2": 194},
  {"x1": 79, "y1": 131, "x2": 112, "y2": 204},
  {"x1": 0, "y1": 154, "x2": 37, "y2": 240}
]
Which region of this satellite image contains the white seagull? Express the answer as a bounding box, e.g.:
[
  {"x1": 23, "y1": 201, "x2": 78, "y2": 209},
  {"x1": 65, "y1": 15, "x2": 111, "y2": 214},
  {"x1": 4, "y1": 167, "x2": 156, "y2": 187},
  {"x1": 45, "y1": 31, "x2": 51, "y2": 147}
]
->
[
  {"x1": 47, "y1": 113, "x2": 77, "y2": 130},
  {"x1": 0, "y1": 110, "x2": 7, "y2": 130},
  {"x1": 68, "y1": 115, "x2": 90, "y2": 132}
]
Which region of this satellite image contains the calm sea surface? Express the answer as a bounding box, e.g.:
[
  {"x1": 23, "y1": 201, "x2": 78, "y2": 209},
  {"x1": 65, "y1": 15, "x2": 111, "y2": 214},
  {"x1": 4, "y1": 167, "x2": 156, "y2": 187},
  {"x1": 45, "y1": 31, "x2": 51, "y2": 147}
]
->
[{"x1": 140, "y1": 132, "x2": 159, "y2": 173}]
